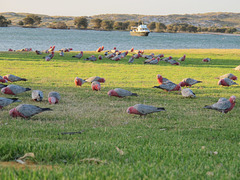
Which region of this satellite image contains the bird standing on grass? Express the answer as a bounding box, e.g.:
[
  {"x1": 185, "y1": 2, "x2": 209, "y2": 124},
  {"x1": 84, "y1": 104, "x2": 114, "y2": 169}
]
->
[
  {"x1": 0, "y1": 76, "x2": 8, "y2": 83},
  {"x1": 0, "y1": 97, "x2": 21, "y2": 109},
  {"x1": 218, "y1": 78, "x2": 238, "y2": 86},
  {"x1": 72, "y1": 51, "x2": 83, "y2": 59},
  {"x1": 91, "y1": 81, "x2": 101, "y2": 91},
  {"x1": 153, "y1": 82, "x2": 181, "y2": 92},
  {"x1": 85, "y1": 76, "x2": 105, "y2": 83},
  {"x1": 32, "y1": 90, "x2": 44, "y2": 102},
  {"x1": 1, "y1": 85, "x2": 31, "y2": 95},
  {"x1": 204, "y1": 96, "x2": 236, "y2": 113},
  {"x1": 127, "y1": 104, "x2": 165, "y2": 116},
  {"x1": 74, "y1": 77, "x2": 86, "y2": 86},
  {"x1": 108, "y1": 88, "x2": 138, "y2": 98},
  {"x1": 179, "y1": 78, "x2": 202, "y2": 87},
  {"x1": 156, "y1": 74, "x2": 172, "y2": 85},
  {"x1": 216, "y1": 73, "x2": 237, "y2": 80},
  {"x1": 181, "y1": 88, "x2": 196, "y2": 98},
  {"x1": 48, "y1": 92, "x2": 60, "y2": 104},
  {"x1": 9, "y1": 104, "x2": 52, "y2": 118},
  {"x1": 3, "y1": 74, "x2": 27, "y2": 82}
]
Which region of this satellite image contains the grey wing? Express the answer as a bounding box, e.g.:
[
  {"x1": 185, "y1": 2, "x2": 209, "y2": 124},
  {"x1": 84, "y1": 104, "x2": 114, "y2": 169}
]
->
[
  {"x1": 86, "y1": 76, "x2": 99, "y2": 82},
  {"x1": 0, "y1": 98, "x2": 12, "y2": 106},
  {"x1": 217, "y1": 97, "x2": 228, "y2": 103},
  {"x1": 115, "y1": 88, "x2": 132, "y2": 96},
  {"x1": 185, "y1": 78, "x2": 198, "y2": 85},
  {"x1": 212, "y1": 101, "x2": 231, "y2": 110},
  {"x1": 181, "y1": 88, "x2": 195, "y2": 97},
  {"x1": 162, "y1": 78, "x2": 172, "y2": 84},
  {"x1": 134, "y1": 104, "x2": 157, "y2": 114},
  {"x1": 48, "y1": 92, "x2": 60, "y2": 100},
  {"x1": 17, "y1": 104, "x2": 43, "y2": 117},
  {"x1": 160, "y1": 82, "x2": 176, "y2": 91},
  {"x1": 9, "y1": 85, "x2": 25, "y2": 94}
]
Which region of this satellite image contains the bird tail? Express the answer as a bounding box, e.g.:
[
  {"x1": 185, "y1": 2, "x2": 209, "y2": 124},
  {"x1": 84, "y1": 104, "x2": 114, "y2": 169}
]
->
[
  {"x1": 131, "y1": 93, "x2": 138, "y2": 96},
  {"x1": 10, "y1": 98, "x2": 21, "y2": 102},
  {"x1": 21, "y1": 78, "x2": 27, "y2": 81},
  {"x1": 25, "y1": 88, "x2": 31, "y2": 91},
  {"x1": 153, "y1": 86, "x2": 161, "y2": 89},
  {"x1": 197, "y1": 81, "x2": 202, "y2": 83},
  {"x1": 204, "y1": 105, "x2": 211, "y2": 109},
  {"x1": 72, "y1": 56, "x2": 76, "y2": 57},
  {"x1": 41, "y1": 108, "x2": 53, "y2": 111},
  {"x1": 157, "y1": 107, "x2": 165, "y2": 111}
]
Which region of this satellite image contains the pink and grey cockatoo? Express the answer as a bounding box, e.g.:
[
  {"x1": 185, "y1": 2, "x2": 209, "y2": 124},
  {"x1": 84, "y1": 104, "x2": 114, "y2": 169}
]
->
[
  {"x1": 217, "y1": 73, "x2": 237, "y2": 80},
  {"x1": 162, "y1": 56, "x2": 172, "y2": 62},
  {"x1": 1, "y1": 85, "x2": 31, "y2": 95},
  {"x1": 133, "y1": 53, "x2": 141, "y2": 59},
  {"x1": 85, "y1": 76, "x2": 105, "y2": 83},
  {"x1": 84, "y1": 55, "x2": 97, "y2": 61},
  {"x1": 32, "y1": 90, "x2": 44, "y2": 102},
  {"x1": 156, "y1": 74, "x2": 173, "y2": 85},
  {"x1": 129, "y1": 47, "x2": 134, "y2": 52},
  {"x1": 144, "y1": 57, "x2": 160, "y2": 64},
  {"x1": 202, "y1": 58, "x2": 211, "y2": 62},
  {"x1": 128, "y1": 56, "x2": 135, "y2": 63},
  {"x1": 178, "y1": 55, "x2": 186, "y2": 61},
  {"x1": 9, "y1": 104, "x2": 52, "y2": 118},
  {"x1": 218, "y1": 78, "x2": 238, "y2": 86},
  {"x1": 127, "y1": 104, "x2": 165, "y2": 116},
  {"x1": 72, "y1": 51, "x2": 83, "y2": 59},
  {"x1": 153, "y1": 81, "x2": 181, "y2": 92},
  {"x1": 48, "y1": 91, "x2": 60, "y2": 104},
  {"x1": 0, "y1": 76, "x2": 8, "y2": 83},
  {"x1": 3, "y1": 74, "x2": 27, "y2": 82},
  {"x1": 44, "y1": 52, "x2": 54, "y2": 61},
  {"x1": 168, "y1": 59, "x2": 180, "y2": 65},
  {"x1": 48, "y1": 46, "x2": 55, "y2": 52},
  {"x1": 204, "y1": 96, "x2": 236, "y2": 113},
  {"x1": 179, "y1": 78, "x2": 202, "y2": 87},
  {"x1": 0, "y1": 97, "x2": 21, "y2": 109},
  {"x1": 59, "y1": 50, "x2": 64, "y2": 56},
  {"x1": 155, "y1": 54, "x2": 164, "y2": 58},
  {"x1": 142, "y1": 53, "x2": 154, "y2": 59},
  {"x1": 35, "y1": 50, "x2": 42, "y2": 55},
  {"x1": 74, "y1": 77, "x2": 86, "y2": 86},
  {"x1": 91, "y1": 81, "x2": 101, "y2": 91},
  {"x1": 98, "y1": 55, "x2": 103, "y2": 60},
  {"x1": 108, "y1": 88, "x2": 138, "y2": 98},
  {"x1": 105, "y1": 52, "x2": 116, "y2": 59},
  {"x1": 111, "y1": 54, "x2": 123, "y2": 61},
  {"x1": 181, "y1": 88, "x2": 196, "y2": 98}
]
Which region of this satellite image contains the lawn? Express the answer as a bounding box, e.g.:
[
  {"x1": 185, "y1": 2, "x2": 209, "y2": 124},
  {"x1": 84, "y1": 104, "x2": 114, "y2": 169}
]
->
[{"x1": 0, "y1": 49, "x2": 240, "y2": 179}]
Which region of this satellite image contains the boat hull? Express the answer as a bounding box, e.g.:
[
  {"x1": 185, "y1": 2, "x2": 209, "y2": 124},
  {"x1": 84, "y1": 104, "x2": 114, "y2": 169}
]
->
[{"x1": 130, "y1": 31, "x2": 150, "y2": 36}]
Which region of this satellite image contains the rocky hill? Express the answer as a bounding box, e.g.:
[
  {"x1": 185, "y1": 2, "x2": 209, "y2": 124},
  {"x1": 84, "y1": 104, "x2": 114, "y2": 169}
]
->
[{"x1": 1, "y1": 12, "x2": 240, "y2": 29}]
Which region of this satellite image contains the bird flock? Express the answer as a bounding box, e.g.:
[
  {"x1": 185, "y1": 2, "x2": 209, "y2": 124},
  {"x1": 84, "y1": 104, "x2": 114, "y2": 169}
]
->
[{"x1": 3, "y1": 46, "x2": 239, "y2": 118}]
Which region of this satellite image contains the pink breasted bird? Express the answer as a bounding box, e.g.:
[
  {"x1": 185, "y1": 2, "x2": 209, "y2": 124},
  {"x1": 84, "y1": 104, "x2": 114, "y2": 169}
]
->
[
  {"x1": 179, "y1": 78, "x2": 202, "y2": 87},
  {"x1": 153, "y1": 82, "x2": 181, "y2": 92},
  {"x1": 144, "y1": 57, "x2": 160, "y2": 64},
  {"x1": 218, "y1": 78, "x2": 238, "y2": 86},
  {"x1": 155, "y1": 54, "x2": 164, "y2": 58},
  {"x1": 0, "y1": 76, "x2": 8, "y2": 83},
  {"x1": 35, "y1": 50, "x2": 42, "y2": 55},
  {"x1": 74, "y1": 77, "x2": 86, "y2": 86},
  {"x1": 3, "y1": 74, "x2": 27, "y2": 82},
  {"x1": 178, "y1": 55, "x2": 186, "y2": 61},
  {"x1": 85, "y1": 76, "x2": 105, "y2": 83},
  {"x1": 108, "y1": 88, "x2": 138, "y2": 98},
  {"x1": 105, "y1": 52, "x2": 116, "y2": 59},
  {"x1": 204, "y1": 96, "x2": 236, "y2": 113},
  {"x1": 9, "y1": 104, "x2": 52, "y2": 118},
  {"x1": 96, "y1": 47, "x2": 102, "y2": 52},
  {"x1": 127, "y1": 104, "x2": 165, "y2": 116},
  {"x1": 129, "y1": 47, "x2": 134, "y2": 52},
  {"x1": 0, "y1": 97, "x2": 21, "y2": 109},
  {"x1": 32, "y1": 90, "x2": 44, "y2": 102},
  {"x1": 98, "y1": 55, "x2": 103, "y2": 60},
  {"x1": 217, "y1": 73, "x2": 237, "y2": 80},
  {"x1": 43, "y1": 52, "x2": 54, "y2": 61},
  {"x1": 1, "y1": 85, "x2": 31, "y2": 95},
  {"x1": 48, "y1": 91, "x2": 60, "y2": 104},
  {"x1": 72, "y1": 51, "x2": 83, "y2": 59},
  {"x1": 162, "y1": 56, "x2": 172, "y2": 62},
  {"x1": 168, "y1": 59, "x2": 180, "y2": 65},
  {"x1": 202, "y1": 58, "x2": 211, "y2": 62},
  {"x1": 91, "y1": 81, "x2": 101, "y2": 91},
  {"x1": 84, "y1": 55, "x2": 97, "y2": 61},
  {"x1": 156, "y1": 74, "x2": 172, "y2": 85},
  {"x1": 142, "y1": 53, "x2": 154, "y2": 59}
]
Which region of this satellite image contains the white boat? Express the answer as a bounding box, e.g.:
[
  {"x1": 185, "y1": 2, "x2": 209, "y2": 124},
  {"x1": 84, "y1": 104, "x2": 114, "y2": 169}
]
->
[{"x1": 130, "y1": 25, "x2": 150, "y2": 36}]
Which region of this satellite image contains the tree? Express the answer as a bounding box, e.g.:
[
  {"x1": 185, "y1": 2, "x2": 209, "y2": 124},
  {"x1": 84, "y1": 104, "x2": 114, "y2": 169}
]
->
[
  {"x1": 0, "y1": 15, "x2": 11, "y2": 27},
  {"x1": 23, "y1": 14, "x2": 41, "y2": 25},
  {"x1": 155, "y1": 23, "x2": 167, "y2": 32},
  {"x1": 91, "y1": 18, "x2": 102, "y2": 29},
  {"x1": 18, "y1": 21, "x2": 24, "y2": 26},
  {"x1": 74, "y1": 17, "x2": 88, "y2": 29},
  {"x1": 48, "y1": 22, "x2": 68, "y2": 29},
  {"x1": 128, "y1": 21, "x2": 138, "y2": 30},
  {"x1": 147, "y1": 22, "x2": 156, "y2": 31},
  {"x1": 113, "y1": 21, "x2": 123, "y2": 30},
  {"x1": 101, "y1": 20, "x2": 114, "y2": 30}
]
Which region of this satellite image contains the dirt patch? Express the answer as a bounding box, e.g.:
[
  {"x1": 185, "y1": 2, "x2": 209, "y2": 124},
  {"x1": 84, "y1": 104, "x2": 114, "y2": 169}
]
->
[{"x1": 0, "y1": 161, "x2": 55, "y2": 170}]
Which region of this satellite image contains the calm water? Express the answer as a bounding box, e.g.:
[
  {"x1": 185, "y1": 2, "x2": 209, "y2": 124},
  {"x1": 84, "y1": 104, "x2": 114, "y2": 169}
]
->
[{"x1": 0, "y1": 27, "x2": 240, "y2": 51}]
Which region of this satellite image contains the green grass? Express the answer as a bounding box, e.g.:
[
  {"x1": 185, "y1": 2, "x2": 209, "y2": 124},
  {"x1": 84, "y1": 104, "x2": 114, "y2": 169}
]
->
[{"x1": 0, "y1": 49, "x2": 240, "y2": 179}]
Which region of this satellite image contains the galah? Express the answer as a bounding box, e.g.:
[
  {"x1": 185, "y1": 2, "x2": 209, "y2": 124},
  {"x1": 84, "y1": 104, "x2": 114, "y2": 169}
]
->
[
  {"x1": 121, "y1": 51, "x2": 128, "y2": 57},
  {"x1": 43, "y1": 52, "x2": 54, "y2": 61},
  {"x1": 133, "y1": 53, "x2": 141, "y2": 59},
  {"x1": 0, "y1": 84, "x2": 7, "y2": 89},
  {"x1": 218, "y1": 78, "x2": 238, "y2": 86},
  {"x1": 48, "y1": 91, "x2": 60, "y2": 104},
  {"x1": 85, "y1": 76, "x2": 105, "y2": 83},
  {"x1": 178, "y1": 55, "x2": 186, "y2": 61},
  {"x1": 1, "y1": 85, "x2": 31, "y2": 95},
  {"x1": 98, "y1": 55, "x2": 103, "y2": 60},
  {"x1": 84, "y1": 55, "x2": 97, "y2": 61},
  {"x1": 153, "y1": 82, "x2": 181, "y2": 92},
  {"x1": 8, "y1": 48, "x2": 14, "y2": 51},
  {"x1": 128, "y1": 56, "x2": 134, "y2": 63},
  {"x1": 0, "y1": 97, "x2": 21, "y2": 109},
  {"x1": 181, "y1": 88, "x2": 196, "y2": 98},
  {"x1": 3, "y1": 74, "x2": 27, "y2": 82},
  {"x1": 32, "y1": 90, "x2": 44, "y2": 102},
  {"x1": 74, "y1": 77, "x2": 86, "y2": 86},
  {"x1": 35, "y1": 50, "x2": 42, "y2": 55},
  {"x1": 59, "y1": 50, "x2": 64, "y2": 56},
  {"x1": 91, "y1": 81, "x2": 101, "y2": 91},
  {"x1": 108, "y1": 88, "x2": 138, "y2": 98},
  {"x1": 179, "y1": 78, "x2": 202, "y2": 87},
  {"x1": 144, "y1": 57, "x2": 160, "y2": 64},
  {"x1": 111, "y1": 55, "x2": 122, "y2": 61},
  {"x1": 110, "y1": 47, "x2": 118, "y2": 53},
  {"x1": 162, "y1": 56, "x2": 172, "y2": 62},
  {"x1": 127, "y1": 104, "x2": 165, "y2": 116},
  {"x1": 155, "y1": 54, "x2": 164, "y2": 58},
  {"x1": 142, "y1": 53, "x2": 154, "y2": 59},
  {"x1": 217, "y1": 73, "x2": 237, "y2": 80},
  {"x1": 48, "y1": 46, "x2": 55, "y2": 52},
  {"x1": 0, "y1": 76, "x2": 8, "y2": 83},
  {"x1": 204, "y1": 96, "x2": 236, "y2": 113},
  {"x1": 156, "y1": 74, "x2": 172, "y2": 85},
  {"x1": 72, "y1": 51, "x2": 83, "y2": 59},
  {"x1": 105, "y1": 52, "x2": 116, "y2": 59},
  {"x1": 168, "y1": 59, "x2": 180, "y2": 65},
  {"x1": 9, "y1": 104, "x2": 52, "y2": 118},
  {"x1": 234, "y1": 65, "x2": 240, "y2": 71},
  {"x1": 129, "y1": 47, "x2": 134, "y2": 52},
  {"x1": 96, "y1": 46, "x2": 104, "y2": 52},
  {"x1": 202, "y1": 58, "x2": 211, "y2": 62}
]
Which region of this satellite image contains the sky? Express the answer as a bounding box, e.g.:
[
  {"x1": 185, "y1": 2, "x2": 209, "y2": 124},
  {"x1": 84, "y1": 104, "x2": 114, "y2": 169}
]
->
[{"x1": 1, "y1": 0, "x2": 240, "y2": 16}]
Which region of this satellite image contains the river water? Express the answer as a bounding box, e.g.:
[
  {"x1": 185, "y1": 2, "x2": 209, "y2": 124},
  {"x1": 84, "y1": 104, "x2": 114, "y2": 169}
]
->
[{"x1": 0, "y1": 27, "x2": 240, "y2": 51}]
